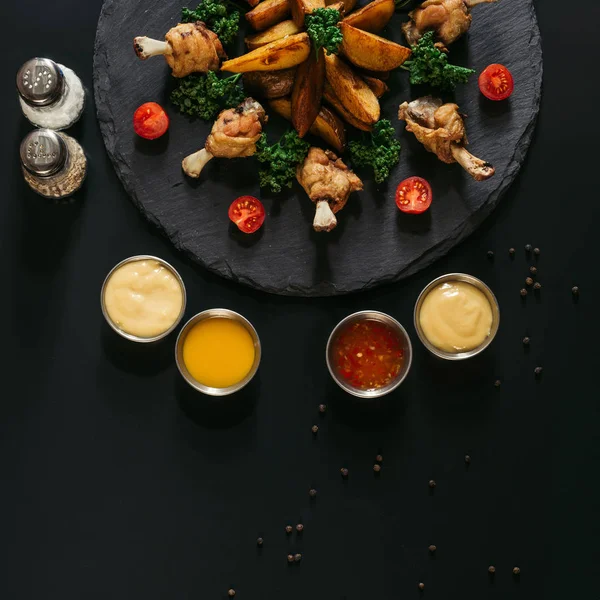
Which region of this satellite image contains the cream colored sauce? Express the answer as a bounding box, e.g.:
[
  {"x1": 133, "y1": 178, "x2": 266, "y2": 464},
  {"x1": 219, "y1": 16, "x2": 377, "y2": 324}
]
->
[
  {"x1": 104, "y1": 260, "x2": 183, "y2": 338},
  {"x1": 419, "y1": 281, "x2": 493, "y2": 353}
]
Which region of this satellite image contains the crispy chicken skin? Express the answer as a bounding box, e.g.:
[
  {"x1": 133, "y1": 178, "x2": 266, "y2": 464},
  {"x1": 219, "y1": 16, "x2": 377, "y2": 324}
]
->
[
  {"x1": 296, "y1": 148, "x2": 363, "y2": 232},
  {"x1": 182, "y1": 99, "x2": 267, "y2": 178},
  {"x1": 134, "y1": 22, "x2": 226, "y2": 78},
  {"x1": 402, "y1": 0, "x2": 498, "y2": 48},
  {"x1": 398, "y1": 96, "x2": 495, "y2": 181}
]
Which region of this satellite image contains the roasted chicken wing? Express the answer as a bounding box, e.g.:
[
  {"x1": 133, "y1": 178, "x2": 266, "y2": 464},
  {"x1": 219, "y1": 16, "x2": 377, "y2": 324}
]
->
[
  {"x1": 398, "y1": 96, "x2": 495, "y2": 181},
  {"x1": 402, "y1": 0, "x2": 498, "y2": 48},
  {"x1": 182, "y1": 98, "x2": 267, "y2": 178},
  {"x1": 296, "y1": 147, "x2": 363, "y2": 232},
  {"x1": 134, "y1": 21, "x2": 226, "y2": 78}
]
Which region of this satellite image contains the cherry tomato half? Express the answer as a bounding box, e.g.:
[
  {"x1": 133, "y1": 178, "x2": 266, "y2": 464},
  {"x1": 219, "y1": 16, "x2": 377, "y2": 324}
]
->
[
  {"x1": 133, "y1": 102, "x2": 170, "y2": 140},
  {"x1": 478, "y1": 64, "x2": 514, "y2": 101},
  {"x1": 228, "y1": 196, "x2": 266, "y2": 234},
  {"x1": 395, "y1": 177, "x2": 432, "y2": 215}
]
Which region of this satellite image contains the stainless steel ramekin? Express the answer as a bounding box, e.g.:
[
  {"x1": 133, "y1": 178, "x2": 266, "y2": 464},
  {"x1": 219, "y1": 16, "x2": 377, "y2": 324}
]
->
[
  {"x1": 175, "y1": 309, "x2": 262, "y2": 397},
  {"x1": 326, "y1": 311, "x2": 413, "y2": 399},
  {"x1": 413, "y1": 273, "x2": 500, "y2": 360},
  {"x1": 101, "y1": 255, "x2": 187, "y2": 343}
]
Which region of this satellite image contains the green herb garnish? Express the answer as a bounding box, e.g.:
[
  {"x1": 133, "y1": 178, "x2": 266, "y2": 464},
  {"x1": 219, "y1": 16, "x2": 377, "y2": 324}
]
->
[
  {"x1": 305, "y1": 8, "x2": 343, "y2": 55},
  {"x1": 182, "y1": 0, "x2": 241, "y2": 45}
]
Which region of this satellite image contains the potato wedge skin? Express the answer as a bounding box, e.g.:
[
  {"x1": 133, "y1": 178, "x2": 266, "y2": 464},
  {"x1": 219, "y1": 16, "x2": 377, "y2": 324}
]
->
[
  {"x1": 322, "y1": 81, "x2": 373, "y2": 132},
  {"x1": 221, "y1": 33, "x2": 311, "y2": 72},
  {"x1": 246, "y1": 0, "x2": 291, "y2": 32},
  {"x1": 242, "y1": 69, "x2": 296, "y2": 98},
  {"x1": 324, "y1": 54, "x2": 380, "y2": 125},
  {"x1": 245, "y1": 20, "x2": 301, "y2": 49},
  {"x1": 362, "y1": 75, "x2": 389, "y2": 98},
  {"x1": 290, "y1": 0, "x2": 325, "y2": 27},
  {"x1": 292, "y1": 49, "x2": 325, "y2": 137},
  {"x1": 343, "y1": 0, "x2": 395, "y2": 33},
  {"x1": 326, "y1": 0, "x2": 357, "y2": 13},
  {"x1": 269, "y1": 97, "x2": 347, "y2": 152},
  {"x1": 340, "y1": 23, "x2": 412, "y2": 71}
]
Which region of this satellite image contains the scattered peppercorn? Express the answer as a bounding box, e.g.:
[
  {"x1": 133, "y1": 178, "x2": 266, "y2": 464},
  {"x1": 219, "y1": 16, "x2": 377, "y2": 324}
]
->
[
  {"x1": 257, "y1": 537, "x2": 263, "y2": 547},
  {"x1": 572, "y1": 286, "x2": 579, "y2": 295},
  {"x1": 311, "y1": 425, "x2": 319, "y2": 435},
  {"x1": 513, "y1": 566, "x2": 521, "y2": 575},
  {"x1": 309, "y1": 488, "x2": 317, "y2": 498},
  {"x1": 529, "y1": 266, "x2": 537, "y2": 275},
  {"x1": 428, "y1": 545, "x2": 437, "y2": 553},
  {"x1": 522, "y1": 336, "x2": 530, "y2": 345},
  {"x1": 520, "y1": 288, "x2": 528, "y2": 297},
  {"x1": 533, "y1": 282, "x2": 542, "y2": 290},
  {"x1": 294, "y1": 553, "x2": 302, "y2": 563},
  {"x1": 376, "y1": 454, "x2": 383, "y2": 463},
  {"x1": 534, "y1": 366, "x2": 543, "y2": 376},
  {"x1": 340, "y1": 468, "x2": 349, "y2": 478},
  {"x1": 287, "y1": 554, "x2": 294, "y2": 563},
  {"x1": 228, "y1": 590, "x2": 236, "y2": 598},
  {"x1": 296, "y1": 524, "x2": 304, "y2": 533},
  {"x1": 534, "y1": 247, "x2": 540, "y2": 255},
  {"x1": 418, "y1": 583, "x2": 425, "y2": 590},
  {"x1": 373, "y1": 464, "x2": 381, "y2": 473},
  {"x1": 465, "y1": 455, "x2": 471, "y2": 464},
  {"x1": 318, "y1": 404, "x2": 327, "y2": 413},
  {"x1": 429, "y1": 479, "x2": 436, "y2": 488},
  {"x1": 525, "y1": 244, "x2": 532, "y2": 252},
  {"x1": 509, "y1": 247, "x2": 515, "y2": 256},
  {"x1": 525, "y1": 277, "x2": 534, "y2": 286},
  {"x1": 285, "y1": 525, "x2": 293, "y2": 534},
  {"x1": 494, "y1": 379, "x2": 501, "y2": 387},
  {"x1": 488, "y1": 566, "x2": 496, "y2": 574},
  {"x1": 487, "y1": 250, "x2": 494, "y2": 259}
]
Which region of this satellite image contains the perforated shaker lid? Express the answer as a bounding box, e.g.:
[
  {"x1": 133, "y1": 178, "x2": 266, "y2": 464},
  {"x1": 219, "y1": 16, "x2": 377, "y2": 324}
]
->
[
  {"x1": 20, "y1": 129, "x2": 68, "y2": 177},
  {"x1": 17, "y1": 58, "x2": 64, "y2": 107}
]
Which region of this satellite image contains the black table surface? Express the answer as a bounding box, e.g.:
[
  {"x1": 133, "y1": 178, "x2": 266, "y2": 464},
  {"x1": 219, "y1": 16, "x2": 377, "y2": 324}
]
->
[{"x1": 1, "y1": 1, "x2": 598, "y2": 598}]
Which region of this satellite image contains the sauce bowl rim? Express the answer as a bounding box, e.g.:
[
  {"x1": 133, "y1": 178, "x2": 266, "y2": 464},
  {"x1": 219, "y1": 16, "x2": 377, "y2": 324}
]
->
[
  {"x1": 413, "y1": 273, "x2": 500, "y2": 361},
  {"x1": 326, "y1": 310, "x2": 413, "y2": 399},
  {"x1": 100, "y1": 254, "x2": 187, "y2": 344},
  {"x1": 175, "y1": 308, "x2": 262, "y2": 397}
]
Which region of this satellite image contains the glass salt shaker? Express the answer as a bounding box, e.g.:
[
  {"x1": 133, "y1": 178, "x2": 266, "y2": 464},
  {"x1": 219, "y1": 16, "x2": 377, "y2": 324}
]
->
[
  {"x1": 20, "y1": 129, "x2": 87, "y2": 200},
  {"x1": 16, "y1": 58, "x2": 85, "y2": 130}
]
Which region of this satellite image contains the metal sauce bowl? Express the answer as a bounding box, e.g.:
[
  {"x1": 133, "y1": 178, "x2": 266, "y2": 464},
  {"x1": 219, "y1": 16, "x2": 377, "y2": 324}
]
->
[
  {"x1": 175, "y1": 309, "x2": 262, "y2": 397},
  {"x1": 413, "y1": 273, "x2": 500, "y2": 361},
  {"x1": 326, "y1": 311, "x2": 413, "y2": 399},
  {"x1": 101, "y1": 255, "x2": 187, "y2": 343}
]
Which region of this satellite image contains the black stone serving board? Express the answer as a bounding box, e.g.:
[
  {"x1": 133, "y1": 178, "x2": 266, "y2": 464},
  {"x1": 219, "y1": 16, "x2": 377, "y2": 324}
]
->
[{"x1": 93, "y1": 0, "x2": 542, "y2": 296}]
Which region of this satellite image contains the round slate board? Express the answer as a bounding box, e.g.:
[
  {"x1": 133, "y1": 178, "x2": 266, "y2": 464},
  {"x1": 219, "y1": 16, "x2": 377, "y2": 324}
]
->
[{"x1": 93, "y1": 0, "x2": 542, "y2": 296}]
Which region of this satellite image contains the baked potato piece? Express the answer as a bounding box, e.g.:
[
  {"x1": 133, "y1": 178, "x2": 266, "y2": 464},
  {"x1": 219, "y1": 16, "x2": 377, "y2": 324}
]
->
[
  {"x1": 323, "y1": 53, "x2": 380, "y2": 125},
  {"x1": 242, "y1": 69, "x2": 296, "y2": 98},
  {"x1": 292, "y1": 49, "x2": 326, "y2": 137},
  {"x1": 245, "y1": 20, "x2": 302, "y2": 49},
  {"x1": 290, "y1": 0, "x2": 325, "y2": 27},
  {"x1": 340, "y1": 23, "x2": 412, "y2": 71},
  {"x1": 326, "y1": 0, "x2": 357, "y2": 13},
  {"x1": 322, "y1": 81, "x2": 373, "y2": 132},
  {"x1": 246, "y1": 0, "x2": 292, "y2": 31},
  {"x1": 343, "y1": 0, "x2": 395, "y2": 33},
  {"x1": 362, "y1": 75, "x2": 389, "y2": 98},
  {"x1": 221, "y1": 33, "x2": 311, "y2": 72},
  {"x1": 269, "y1": 97, "x2": 347, "y2": 152}
]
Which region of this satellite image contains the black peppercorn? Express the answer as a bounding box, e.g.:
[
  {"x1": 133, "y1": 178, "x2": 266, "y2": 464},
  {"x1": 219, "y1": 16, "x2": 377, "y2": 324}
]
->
[
  {"x1": 533, "y1": 282, "x2": 542, "y2": 290},
  {"x1": 228, "y1": 590, "x2": 236, "y2": 598},
  {"x1": 464, "y1": 455, "x2": 471, "y2": 464},
  {"x1": 534, "y1": 247, "x2": 540, "y2": 255},
  {"x1": 373, "y1": 464, "x2": 381, "y2": 473},
  {"x1": 429, "y1": 479, "x2": 436, "y2": 488},
  {"x1": 494, "y1": 379, "x2": 501, "y2": 387},
  {"x1": 294, "y1": 553, "x2": 302, "y2": 563},
  {"x1": 418, "y1": 583, "x2": 425, "y2": 590},
  {"x1": 287, "y1": 554, "x2": 294, "y2": 563},
  {"x1": 572, "y1": 286, "x2": 579, "y2": 295},
  {"x1": 534, "y1": 366, "x2": 543, "y2": 376},
  {"x1": 428, "y1": 545, "x2": 437, "y2": 553},
  {"x1": 513, "y1": 566, "x2": 521, "y2": 575},
  {"x1": 311, "y1": 425, "x2": 319, "y2": 435},
  {"x1": 296, "y1": 523, "x2": 304, "y2": 534},
  {"x1": 509, "y1": 247, "x2": 515, "y2": 256},
  {"x1": 520, "y1": 288, "x2": 528, "y2": 297},
  {"x1": 522, "y1": 336, "x2": 530, "y2": 345},
  {"x1": 488, "y1": 566, "x2": 496, "y2": 574},
  {"x1": 375, "y1": 454, "x2": 383, "y2": 463},
  {"x1": 525, "y1": 244, "x2": 532, "y2": 252},
  {"x1": 525, "y1": 277, "x2": 533, "y2": 286},
  {"x1": 318, "y1": 404, "x2": 327, "y2": 413},
  {"x1": 340, "y1": 468, "x2": 349, "y2": 478},
  {"x1": 309, "y1": 488, "x2": 317, "y2": 498},
  {"x1": 285, "y1": 525, "x2": 293, "y2": 534},
  {"x1": 529, "y1": 266, "x2": 537, "y2": 275},
  {"x1": 487, "y1": 250, "x2": 494, "y2": 259},
  {"x1": 257, "y1": 537, "x2": 263, "y2": 547}
]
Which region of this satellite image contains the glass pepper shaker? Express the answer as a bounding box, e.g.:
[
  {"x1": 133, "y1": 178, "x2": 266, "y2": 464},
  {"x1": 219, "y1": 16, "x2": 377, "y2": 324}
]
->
[
  {"x1": 20, "y1": 129, "x2": 87, "y2": 199},
  {"x1": 16, "y1": 58, "x2": 85, "y2": 130}
]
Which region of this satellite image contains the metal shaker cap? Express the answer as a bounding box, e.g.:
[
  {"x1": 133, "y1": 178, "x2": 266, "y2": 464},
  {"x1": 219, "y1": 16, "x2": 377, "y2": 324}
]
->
[
  {"x1": 20, "y1": 129, "x2": 68, "y2": 177},
  {"x1": 17, "y1": 58, "x2": 64, "y2": 107}
]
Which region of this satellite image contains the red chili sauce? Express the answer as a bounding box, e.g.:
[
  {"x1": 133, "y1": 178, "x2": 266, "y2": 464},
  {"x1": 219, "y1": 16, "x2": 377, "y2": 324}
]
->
[{"x1": 333, "y1": 319, "x2": 404, "y2": 390}]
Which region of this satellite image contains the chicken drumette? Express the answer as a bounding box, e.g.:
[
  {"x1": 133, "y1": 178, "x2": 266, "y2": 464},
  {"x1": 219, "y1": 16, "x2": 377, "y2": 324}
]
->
[
  {"x1": 134, "y1": 21, "x2": 226, "y2": 78},
  {"x1": 182, "y1": 98, "x2": 267, "y2": 178},
  {"x1": 398, "y1": 96, "x2": 495, "y2": 181},
  {"x1": 402, "y1": 0, "x2": 498, "y2": 48},
  {"x1": 296, "y1": 148, "x2": 363, "y2": 232}
]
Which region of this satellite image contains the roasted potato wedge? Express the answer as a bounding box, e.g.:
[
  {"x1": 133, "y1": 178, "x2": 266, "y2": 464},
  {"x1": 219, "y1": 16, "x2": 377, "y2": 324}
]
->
[
  {"x1": 326, "y1": 0, "x2": 357, "y2": 13},
  {"x1": 269, "y1": 97, "x2": 347, "y2": 152},
  {"x1": 340, "y1": 23, "x2": 412, "y2": 71},
  {"x1": 242, "y1": 69, "x2": 296, "y2": 98},
  {"x1": 246, "y1": 0, "x2": 291, "y2": 32},
  {"x1": 245, "y1": 20, "x2": 302, "y2": 49},
  {"x1": 221, "y1": 33, "x2": 311, "y2": 72},
  {"x1": 292, "y1": 49, "x2": 325, "y2": 137},
  {"x1": 322, "y1": 81, "x2": 373, "y2": 132},
  {"x1": 343, "y1": 0, "x2": 395, "y2": 33},
  {"x1": 246, "y1": 0, "x2": 261, "y2": 7},
  {"x1": 324, "y1": 53, "x2": 380, "y2": 125},
  {"x1": 362, "y1": 75, "x2": 389, "y2": 98},
  {"x1": 290, "y1": 0, "x2": 325, "y2": 27}
]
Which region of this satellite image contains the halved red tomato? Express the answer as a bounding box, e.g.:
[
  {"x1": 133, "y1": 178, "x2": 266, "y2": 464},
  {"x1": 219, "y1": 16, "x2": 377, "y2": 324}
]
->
[
  {"x1": 478, "y1": 64, "x2": 514, "y2": 101},
  {"x1": 228, "y1": 196, "x2": 266, "y2": 234},
  {"x1": 133, "y1": 102, "x2": 170, "y2": 140},
  {"x1": 395, "y1": 177, "x2": 432, "y2": 214}
]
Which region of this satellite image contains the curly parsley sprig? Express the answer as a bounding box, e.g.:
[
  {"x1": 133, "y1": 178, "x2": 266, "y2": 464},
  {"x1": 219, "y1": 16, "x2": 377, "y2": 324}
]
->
[
  {"x1": 305, "y1": 8, "x2": 343, "y2": 56},
  {"x1": 182, "y1": 0, "x2": 241, "y2": 45}
]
